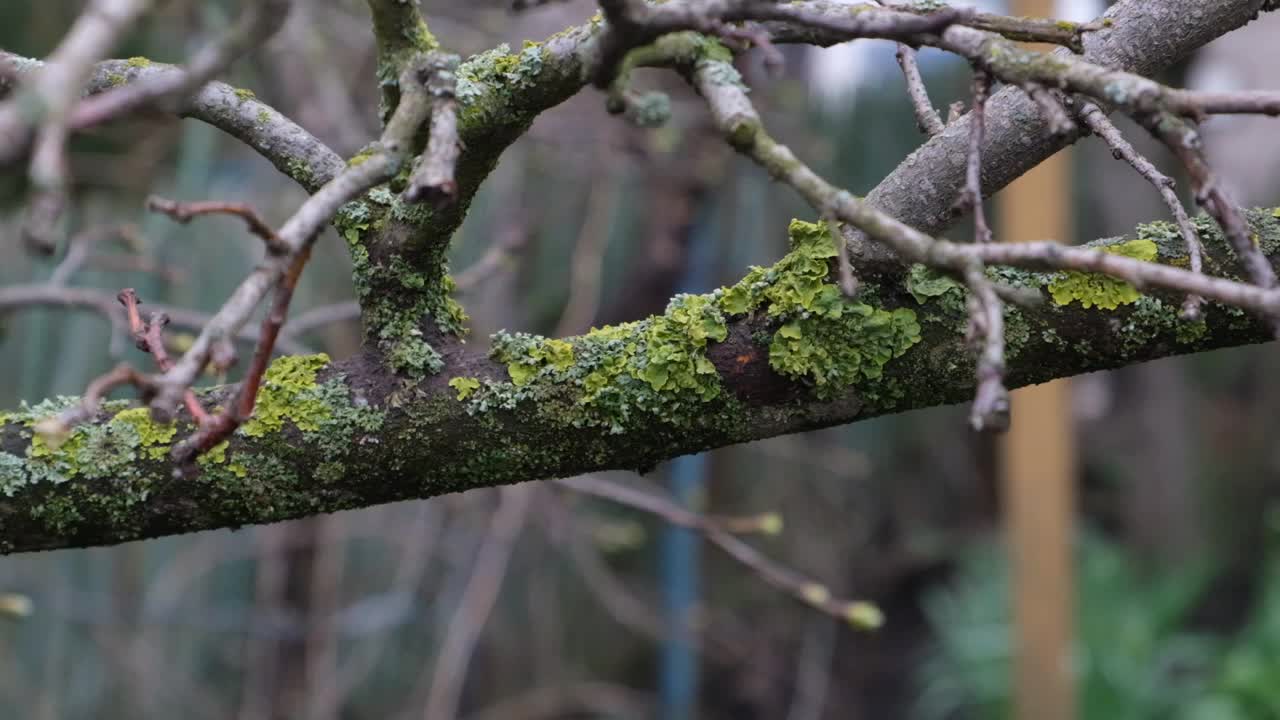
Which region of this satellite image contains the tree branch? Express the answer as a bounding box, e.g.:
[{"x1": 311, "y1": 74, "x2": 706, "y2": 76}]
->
[{"x1": 3, "y1": 208, "x2": 1279, "y2": 554}]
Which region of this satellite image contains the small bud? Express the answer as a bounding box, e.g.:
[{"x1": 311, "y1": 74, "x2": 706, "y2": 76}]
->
[
  {"x1": 801, "y1": 583, "x2": 830, "y2": 607},
  {"x1": 757, "y1": 512, "x2": 783, "y2": 536},
  {"x1": 845, "y1": 602, "x2": 884, "y2": 630},
  {"x1": 0, "y1": 594, "x2": 33, "y2": 619},
  {"x1": 33, "y1": 417, "x2": 71, "y2": 450}
]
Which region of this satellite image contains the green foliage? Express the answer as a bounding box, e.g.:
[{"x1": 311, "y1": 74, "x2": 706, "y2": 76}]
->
[
  {"x1": 1048, "y1": 239, "x2": 1158, "y2": 310},
  {"x1": 915, "y1": 535, "x2": 1224, "y2": 720}
]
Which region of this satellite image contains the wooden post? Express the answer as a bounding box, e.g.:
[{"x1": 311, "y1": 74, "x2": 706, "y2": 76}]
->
[{"x1": 998, "y1": 2, "x2": 1076, "y2": 718}]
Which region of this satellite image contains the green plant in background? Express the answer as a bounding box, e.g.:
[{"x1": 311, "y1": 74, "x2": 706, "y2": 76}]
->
[
  {"x1": 1182, "y1": 511, "x2": 1280, "y2": 720},
  {"x1": 916, "y1": 533, "x2": 1221, "y2": 720}
]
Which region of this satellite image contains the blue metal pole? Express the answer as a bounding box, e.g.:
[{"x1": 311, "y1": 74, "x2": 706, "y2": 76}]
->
[{"x1": 659, "y1": 195, "x2": 718, "y2": 720}]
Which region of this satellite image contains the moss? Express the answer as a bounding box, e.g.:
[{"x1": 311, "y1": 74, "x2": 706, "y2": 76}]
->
[
  {"x1": 233, "y1": 87, "x2": 256, "y2": 102},
  {"x1": 256, "y1": 109, "x2": 271, "y2": 125},
  {"x1": 1048, "y1": 239, "x2": 1158, "y2": 309},
  {"x1": 285, "y1": 158, "x2": 313, "y2": 186},
  {"x1": 107, "y1": 72, "x2": 127, "y2": 87},
  {"x1": 126, "y1": 56, "x2": 151, "y2": 68}
]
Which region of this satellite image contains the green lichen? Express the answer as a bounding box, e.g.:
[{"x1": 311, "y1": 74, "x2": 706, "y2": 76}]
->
[
  {"x1": 256, "y1": 109, "x2": 271, "y2": 125},
  {"x1": 1048, "y1": 239, "x2": 1158, "y2": 309},
  {"x1": 240, "y1": 354, "x2": 335, "y2": 437},
  {"x1": 110, "y1": 408, "x2": 176, "y2": 461},
  {"x1": 126, "y1": 56, "x2": 151, "y2": 68},
  {"x1": 719, "y1": 220, "x2": 921, "y2": 398},
  {"x1": 449, "y1": 377, "x2": 482, "y2": 401},
  {"x1": 233, "y1": 87, "x2": 256, "y2": 102},
  {"x1": 107, "y1": 73, "x2": 127, "y2": 87},
  {"x1": 465, "y1": 293, "x2": 730, "y2": 434},
  {"x1": 455, "y1": 42, "x2": 549, "y2": 127}
]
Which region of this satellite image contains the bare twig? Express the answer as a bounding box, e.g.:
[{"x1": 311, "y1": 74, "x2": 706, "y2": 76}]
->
[
  {"x1": 963, "y1": 265, "x2": 1010, "y2": 432},
  {"x1": 422, "y1": 485, "x2": 532, "y2": 720},
  {"x1": 71, "y1": 0, "x2": 293, "y2": 129},
  {"x1": 895, "y1": 43, "x2": 944, "y2": 137},
  {"x1": 404, "y1": 52, "x2": 463, "y2": 207},
  {"x1": 146, "y1": 196, "x2": 289, "y2": 255},
  {"x1": 1077, "y1": 102, "x2": 1204, "y2": 318},
  {"x1": 0, "y1": 0, "x2": 156, "y2": 252},
  {"x1": 1139, "y1": 110, "x2": 1279, "y2": 332},
  {"x1": 170, "y1": 245, "x2": 314, "y2": 464},
  {"x1": 956, "y1": 67, "x2": 992, "y2": 243},
  {"x1": 556, "y1": 476, "x2": 881, "y2": 629}
]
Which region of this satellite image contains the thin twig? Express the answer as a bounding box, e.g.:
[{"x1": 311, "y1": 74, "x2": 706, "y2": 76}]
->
[
  {"x1": 956, "y1": 67, "x2": 992, "y2": 243},
  {"x1": 404, "y1": 52, "x2": 463, "y2": 207},
  {"x1": 894, "y1": 44, "x2": 944, "y2": 137},
  {"x1": 71, "y1": 0, "x2": 293, "y2": 129},
  {"x1": 1078, "y1": 102, "x2": 1204, "y2": 318},
  {"x1": 146, "y1": 196, "x2": 289, "y2": 255},
  {"x1": 556, "y1": 476, "x2": 881, "y2": 629},
  {"x1": 422, "y1": 486, "x2": 532, "y2": 720}
]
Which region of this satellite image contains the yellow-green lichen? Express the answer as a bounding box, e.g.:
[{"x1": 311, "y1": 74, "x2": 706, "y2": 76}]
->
[
  {"x1": 720, "y1": 220, "x2": 922, "y2": 398},
  {"x1": 126, "y1": 56, "x2": 151, "y2": 68},
  {"x1": 110, "y1": 407, "x2": 176, "y2": 461},
  {"x1": 233, "y1": 87, "x2": 256, "y2": 102},
  {"x1": 466, "y1": 293, "x2": 730, "y2": 434},
  {"x1": 240, "y1": 354, "x2": 333, "y2": 437},
  {"x1": 449, "y1": 377, "x2": 482, "y2": 400},
  {"x1": 1048, "y1": 239, "x2": 1158, "y2": 310}
]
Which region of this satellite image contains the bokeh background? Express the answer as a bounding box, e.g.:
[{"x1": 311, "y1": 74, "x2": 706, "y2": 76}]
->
[{"x1": 3, "y1": 0, "x2": 1280, "y2": 718}]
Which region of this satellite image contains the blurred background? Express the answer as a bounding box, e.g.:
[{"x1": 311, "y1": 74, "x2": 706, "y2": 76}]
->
[{"x1": 3, "y1": 0, "x2": 1280, "y2": 718}]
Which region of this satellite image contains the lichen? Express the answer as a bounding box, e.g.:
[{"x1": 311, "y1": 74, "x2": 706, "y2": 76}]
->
[
  {"x1": 465, "y1": 293, "x2": 730, "y2": 434},
  {"x1": 126, "y1": 56, "x2": 151, "y2": 68},
  {"x1": 449, "y1": 377, "x2": 481, "y2": 400},
  {"x1": 720, "y1": 220, "x2": 921, "y2": 398},
  {"x1": 1048, "y1": 239, "x2": 1158, "y2": 309},
  {"x1": 233, "y1": 87, "x2": 256, "y2": 102},
  {"x1": 240, "y1": 354, "x2": 336, "y2": 437}
]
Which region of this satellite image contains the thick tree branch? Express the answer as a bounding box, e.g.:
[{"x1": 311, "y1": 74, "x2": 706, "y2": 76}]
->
[
  {"x1": 1, "y1": 51, "x2": 344, "y2": 193},
  {"x1": 3, "y1": 209, "x2": 1280, "y2": 554}
]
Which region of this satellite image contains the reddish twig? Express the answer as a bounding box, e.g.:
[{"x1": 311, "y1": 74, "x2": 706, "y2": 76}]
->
[
  {"x1": 117, "y1": 289, "x2": 212, "y2": 425},
  {"x1": 146, "y1": 195, "x2": 288, "y2": 255}
]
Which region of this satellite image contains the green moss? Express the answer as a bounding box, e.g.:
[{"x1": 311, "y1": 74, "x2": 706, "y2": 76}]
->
[
  {"x1": 233, "y1": 87, "x2": 256, "y2": 102},
  {"x1": 107, "y1": 72, "x2": 127, "y2": 87},
  {"x1": 256, "y1": 109, "x2": 271, "y2": 124},
  {"x1": 1048, "y1": 239, "x2": 1157, "y2": 309},
  {"x1": 126, "y1": 56, "x2": 151, "y2": 68}
]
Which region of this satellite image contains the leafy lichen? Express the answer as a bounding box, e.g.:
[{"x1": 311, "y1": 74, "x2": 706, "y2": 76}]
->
[
  {"x1": 720, "y1": 220, "x2": 921, "y2": 398},
  {"x1": 240, "y1": 354, "x2": 336, "y2": 437},
  {"x1": 1048, "y1": 239, "x2": 1158, "y2": 309}
]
